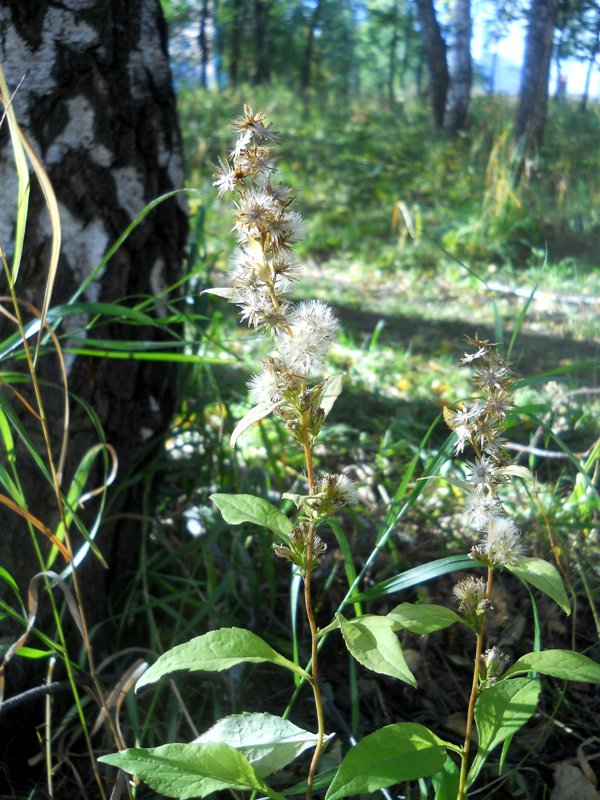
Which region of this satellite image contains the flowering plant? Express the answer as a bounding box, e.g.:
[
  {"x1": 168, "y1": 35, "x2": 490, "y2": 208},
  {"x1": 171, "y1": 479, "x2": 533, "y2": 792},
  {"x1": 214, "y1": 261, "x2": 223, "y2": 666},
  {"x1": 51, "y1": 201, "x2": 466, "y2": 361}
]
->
[{"x1": 101, "y1": 107, "x2": 600, "y2": 800}]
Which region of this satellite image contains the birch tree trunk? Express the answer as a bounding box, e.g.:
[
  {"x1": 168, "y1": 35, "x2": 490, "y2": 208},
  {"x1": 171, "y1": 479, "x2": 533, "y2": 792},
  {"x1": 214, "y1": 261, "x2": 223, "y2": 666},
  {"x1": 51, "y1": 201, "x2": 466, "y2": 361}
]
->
[
  {"x1": 445, "y1": 0, "x2": 472, "y2": 134},
  {"x1": 515, "y1": 0, "x2": 559, "y2": 151},
  {"x1": 0, "y1": 0, "x2": 187, "y2": 775},
  {"x1": 415, "y1": 0, "x2": 449, "y2": 128}
]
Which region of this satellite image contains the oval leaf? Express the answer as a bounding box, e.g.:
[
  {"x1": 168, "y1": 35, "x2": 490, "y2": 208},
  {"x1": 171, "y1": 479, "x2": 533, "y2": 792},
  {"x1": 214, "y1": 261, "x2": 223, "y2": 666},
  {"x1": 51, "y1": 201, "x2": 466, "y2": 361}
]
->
[
  {"x1": 136, "y1": 628, "x2": 309, "y2": 691},
  {"x1": 468, "y1": 678, "x2": 541, "y2": 785},
  {"x1": 388, "y1": 603, "x2": 463, "y2": 634},
  {"x1": 193, "y1": 713, "x2": 332, "y2": 777},
  {"x1": 503, "y1": 649, "x2": 600, "y2": 683},
  {"x1": 325, "y1": 723, "x2": 447, "y2": 800},
  {"x1": 211, "y1": 494, "x2": 293, "y2": 543},
  {"x1": 231, "y1": 402, "x2": 281, "y2": 447},
  {"x1": 319, "y1": 374, "x2": 344, "y2": 419},
  {"x1": 507, "y1": 557, "x2": 570, "y2": 615},
  {"x1": 99, "y1": 742, "x2": 283, "y2": 800},
  {"x1": 336, "y1": 613, "x2": 416, "y2": 686}
]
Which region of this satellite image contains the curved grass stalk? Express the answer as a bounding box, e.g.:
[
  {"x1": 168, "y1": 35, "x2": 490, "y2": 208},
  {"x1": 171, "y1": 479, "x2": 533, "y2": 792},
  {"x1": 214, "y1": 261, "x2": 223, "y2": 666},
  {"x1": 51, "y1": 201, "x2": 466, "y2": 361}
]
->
[{"x1": 0, "y1": 270, "x2": 121, "y2": 798}]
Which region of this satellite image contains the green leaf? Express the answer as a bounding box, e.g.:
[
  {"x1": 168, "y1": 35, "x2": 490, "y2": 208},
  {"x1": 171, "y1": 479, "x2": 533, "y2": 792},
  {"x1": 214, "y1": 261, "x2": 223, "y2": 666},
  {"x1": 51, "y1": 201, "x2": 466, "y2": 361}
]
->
[
  {"x1": 432, "y1": 756, "x2": 460, "y2": 800},
  {"x1": 0, "y1": 567, "x2": 22, "y2": 604},
  {"x1": 136, "y1": 628, "x2": 310, "y2": 691},
  {"x1": 230, "y1": 402, "x2": 281, "y2": 447},
  {"x1": 193, "y1": 713, "x2": 332, "y2": 777},
  {"x1": 503, "y1": 650, "x2": 600, "y2": 683},
  {"x1": 325, "y1": 723, "x2": 447, "y2": 800},
  {"x1": 507, "y1": 558, "x2": 570, "y2": 615},
  {"x1": 15, "y1": 646, "x2": 54, "y2": 659},
  {"x1": 388, "y1": 603, "x2": 463, "y2": 634},
  {"x1": 319, "y1": 374, "x2": 343, "y2": 418},
  {"x1": 211, "y1": 494, "x2": 293, "y2": 543},
  {"x1": 336, "y1": 613, "x2": 416, "y2": 686},
  {"x1": 282, "y1": 768, "x2": 338, "y2": 796},
  {"x1": 99, "y1": 742, "x2": 284, "y2": 800},
  {"x1": 468, "y1": 678, "x2": 541, "y2": 785}
]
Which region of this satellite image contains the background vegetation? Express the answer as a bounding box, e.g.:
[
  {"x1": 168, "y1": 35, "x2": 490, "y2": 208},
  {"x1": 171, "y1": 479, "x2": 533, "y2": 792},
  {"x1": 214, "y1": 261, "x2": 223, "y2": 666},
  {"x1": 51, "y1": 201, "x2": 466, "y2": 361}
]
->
[{"x1": 0, "y1": 0, "x2": 599, "y2": 797}]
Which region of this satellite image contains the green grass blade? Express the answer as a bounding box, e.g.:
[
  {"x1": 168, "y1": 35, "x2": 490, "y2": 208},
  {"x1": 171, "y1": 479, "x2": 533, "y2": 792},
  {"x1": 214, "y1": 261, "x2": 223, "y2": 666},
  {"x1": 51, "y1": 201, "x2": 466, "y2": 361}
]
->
[
  {"x1": 327, "y1": 519, "x2": 362, "y2": 617},
  {"x1": 67, "y1": 189, "x2": 194, "y2": 307},
  {"x1": 352, "y1": 554, "x2": 476, "y2": 602}
]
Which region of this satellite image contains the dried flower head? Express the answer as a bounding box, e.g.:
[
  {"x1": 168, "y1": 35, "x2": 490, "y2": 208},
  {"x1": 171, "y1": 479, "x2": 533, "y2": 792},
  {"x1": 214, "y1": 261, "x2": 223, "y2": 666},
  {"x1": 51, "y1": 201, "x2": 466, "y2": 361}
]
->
[
  {"x1": 273, "y1": 522, "x2": 327, "y2": 573},
  {"x1": 278, "y1": 300, "x2": 339, "y2": 378},
  {"x1": 307, "y1": 473, "x2": 359, "y2": 520},
  {"x1": 480, "y1": 515, "x2": 524, "y2": 567},
  {"x1": 453, "y1": 576, "x2": 491, "y2": 628},
  {"x1": 446, "y1": 336, "x2": 528, "y2": 569},
  {"x1": 467, "y1": 455, "x2": 499, "y2": 494},
  {"x1": 445, "y1": 336, "x2": 515, "y2": 476},
  {"x1": 464, "y1": 492, "x2": 503, "y2": 531}
]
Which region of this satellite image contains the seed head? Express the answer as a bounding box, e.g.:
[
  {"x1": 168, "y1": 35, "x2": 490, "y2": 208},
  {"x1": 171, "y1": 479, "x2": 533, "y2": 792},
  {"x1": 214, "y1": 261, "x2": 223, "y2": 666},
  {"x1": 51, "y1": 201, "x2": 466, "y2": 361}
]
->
[
  {"x1": 465, "y1": 492, "x2": 503, "y2": 531},
  {"x1": 278, "y1": 300, "x2": 339, "y2": 378},
  {"x1": 480, "y1": 515, "x2": 524, "y2": 567}
]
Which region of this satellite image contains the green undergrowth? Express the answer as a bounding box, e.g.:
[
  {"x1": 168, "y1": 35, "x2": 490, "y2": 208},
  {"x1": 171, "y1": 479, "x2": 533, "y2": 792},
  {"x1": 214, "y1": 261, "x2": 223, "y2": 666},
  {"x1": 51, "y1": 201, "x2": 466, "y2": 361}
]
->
[
  {"x1": 174, "y1": 81, "x2": 600, "y2": 606},
  {"x1": 3, "y1": 82, "x2": 598, "y2": 798}
]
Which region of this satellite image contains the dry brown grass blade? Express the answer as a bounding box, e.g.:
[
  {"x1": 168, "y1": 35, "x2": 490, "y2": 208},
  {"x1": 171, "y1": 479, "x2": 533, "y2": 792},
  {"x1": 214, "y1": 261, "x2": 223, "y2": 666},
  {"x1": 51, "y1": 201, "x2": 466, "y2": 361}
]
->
[
  {"x1": 21, "y1": 131, "x2": 61, "y2": 369},
  {"x1": 79, "y1": 443, "x2": 119, "y2": 507},
  {"x1": 0, "y1": 71, "x2": 30, "y2": 284},
  {"x1": 0, "y1": 494, "x2": 71, "y2": 561},
  {"x1": 91, "y1": 659, "x2": 148, "y2": 740},
  {"x1": 0, "y1": 71, "x2": 62, "y2": 369},
  {"x1": 0, "y1": 381, "x2": 42, "y2": 420},
  {"x1": 0, "y1": 570, "x2": 85, "y2": 707}
]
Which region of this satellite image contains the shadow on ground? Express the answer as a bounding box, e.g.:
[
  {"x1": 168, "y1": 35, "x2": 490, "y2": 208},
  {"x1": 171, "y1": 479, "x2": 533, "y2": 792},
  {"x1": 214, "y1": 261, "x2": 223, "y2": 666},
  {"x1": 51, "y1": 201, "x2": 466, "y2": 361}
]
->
[{"x1": 332, "y1": 303, "x2": 600, "y2": 384}]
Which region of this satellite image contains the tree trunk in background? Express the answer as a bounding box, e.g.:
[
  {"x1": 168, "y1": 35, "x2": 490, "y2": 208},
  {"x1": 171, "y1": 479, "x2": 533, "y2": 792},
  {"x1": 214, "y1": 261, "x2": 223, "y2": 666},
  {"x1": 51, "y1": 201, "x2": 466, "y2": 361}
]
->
[
  {"x1": 0, "y1": 0, "x2": 187, "y2": 777},
  {"x1": 199, "y1": 0, "x2": 211, "y2": 88},
  {"x1": 488, "y1": 37, "x2": 499, "y2": 93},
  {"x1": 415, "y1": 0, "x2": 449, "y2": 127},
  {"x1": 399, "y1": 4, "x2": 414, "y2": 90},
  {"x1": 580, "y1": 9, "x2": 600, "y2": 112},
  {"x1": 388, "y1": 0, "x2": 400, "y2": 101},
  {"x1": 253, "y1": 0, "x2": 272, "y2": 83},
  {"x1": 301, "y1": 0, "x2": 323, "y2": 94},
  {"x1": 229, "y1": 0, "x2": 245, "y2": 85},
  {"x1": 445, "y1": 0, "x2": 472, "y2": 134},
  {"x1": 515, "y1": 0, "x2": 559, "y2": 152}
]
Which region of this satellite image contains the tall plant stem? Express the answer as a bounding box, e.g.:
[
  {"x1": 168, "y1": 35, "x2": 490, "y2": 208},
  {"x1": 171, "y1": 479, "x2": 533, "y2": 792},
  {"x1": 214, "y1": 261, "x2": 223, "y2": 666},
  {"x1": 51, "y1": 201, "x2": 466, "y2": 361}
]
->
[
  {"x1": 457, "y1": 566, "x2": 494, "y2": 800},
  {"x1": 302, "y1": 413, "x2": 325, "y2": 800}
]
